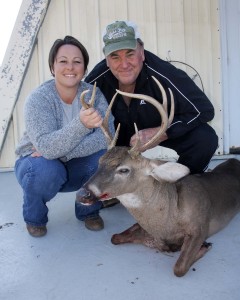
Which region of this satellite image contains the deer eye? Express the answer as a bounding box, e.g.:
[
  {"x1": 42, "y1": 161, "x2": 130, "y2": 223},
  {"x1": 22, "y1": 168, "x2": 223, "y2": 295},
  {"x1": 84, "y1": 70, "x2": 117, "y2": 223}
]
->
[{"x1": 117, "y1": 168, "x2": 130, "y2": 174}]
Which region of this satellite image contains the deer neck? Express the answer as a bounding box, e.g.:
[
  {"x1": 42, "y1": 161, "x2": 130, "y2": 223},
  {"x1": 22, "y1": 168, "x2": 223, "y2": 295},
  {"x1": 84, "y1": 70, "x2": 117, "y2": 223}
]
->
[{"x1": 118, "y1": 182, "x2": 178, "y2": 219}]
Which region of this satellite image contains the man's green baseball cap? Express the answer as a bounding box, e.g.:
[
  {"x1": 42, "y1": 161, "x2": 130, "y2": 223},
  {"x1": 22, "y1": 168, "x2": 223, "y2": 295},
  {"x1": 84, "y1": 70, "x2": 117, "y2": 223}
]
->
[{"x1": 102, "y1": 21, "x2": 141, "y2": 57}]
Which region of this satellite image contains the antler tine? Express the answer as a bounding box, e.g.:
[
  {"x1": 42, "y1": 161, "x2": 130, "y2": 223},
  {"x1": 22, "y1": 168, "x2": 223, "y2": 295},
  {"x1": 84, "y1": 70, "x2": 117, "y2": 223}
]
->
[
  {"x1": 101, "y1": 92, "x2": 119, "y2": 146},
  {"x1": 109, "y1": 123, "x2": 121, "y2": 149},
  {"x1": 116, "y1": 89, "x2": 169, "y2": 154},
  {"x1": 152, "y1": 76, "x2": 168, "y2": 114},
  {"x1": 80, "y1": 89, "x2": 90, "y2": 109},
  {"x1": 102, "y1": 92, "x2": 117, "y2": 135},
  {"x1": 80, "y1": 83, "x2": 117, "y2": 146},
  {"x1": 168, "y1": 88, "x2": 174, "y2": 126},
  {"x1": 80, "y1": 82, "x2": 97, "y2": 109},
  {"x1": 151, "y1": 76, "x2": 174, "y2": 127},
  {"x1": 89, "y1": 81, "x2": 97, "y2": 107},
  {"x1": 129, "y1": 123, "x2": 142, "y2": 157}
]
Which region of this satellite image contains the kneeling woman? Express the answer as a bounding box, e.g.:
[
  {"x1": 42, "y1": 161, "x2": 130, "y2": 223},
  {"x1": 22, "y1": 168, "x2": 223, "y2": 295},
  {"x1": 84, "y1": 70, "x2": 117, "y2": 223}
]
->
[{"x1": 15, "y1": 36, "x2": 115, "y2": 237}]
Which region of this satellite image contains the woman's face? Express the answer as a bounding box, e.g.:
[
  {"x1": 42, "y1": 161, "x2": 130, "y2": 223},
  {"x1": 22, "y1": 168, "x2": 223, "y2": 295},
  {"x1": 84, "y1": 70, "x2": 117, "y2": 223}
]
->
[{"x1": 52, "y1": 44, "x2": 85, "y2": 90}]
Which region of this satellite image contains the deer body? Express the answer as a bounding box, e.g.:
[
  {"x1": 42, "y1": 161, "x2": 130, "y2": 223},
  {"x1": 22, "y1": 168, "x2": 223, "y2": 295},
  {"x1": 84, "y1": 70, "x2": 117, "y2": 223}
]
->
[
  {"x1": 77, "y1": 77, "x2": 240, "y2": 276},
  {"x1": 76, "y1": 149, "x2": 240, "y2": 276}
]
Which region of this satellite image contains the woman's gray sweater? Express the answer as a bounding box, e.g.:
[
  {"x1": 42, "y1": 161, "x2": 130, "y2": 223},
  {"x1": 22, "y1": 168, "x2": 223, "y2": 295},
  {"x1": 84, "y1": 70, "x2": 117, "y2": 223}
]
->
[{"x1": 15, "y1": 79, "x2": 115, "y2": 161}]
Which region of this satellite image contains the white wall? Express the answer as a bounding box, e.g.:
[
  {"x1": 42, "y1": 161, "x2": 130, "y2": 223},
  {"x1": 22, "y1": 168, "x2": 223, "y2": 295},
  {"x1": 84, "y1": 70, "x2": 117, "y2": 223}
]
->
[
  {"x1": 0, "y1": 0, "x2": 225, "y2": 168},
  {"x1": 220, "y1": 0, "x2": 240, "y2": 153}
]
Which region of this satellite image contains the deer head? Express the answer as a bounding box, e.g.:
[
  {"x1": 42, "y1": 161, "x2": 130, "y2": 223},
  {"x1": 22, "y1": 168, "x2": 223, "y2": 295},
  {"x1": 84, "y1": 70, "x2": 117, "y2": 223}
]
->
[{"x1": 77, "y1": 78, "x2": 177, "y2": 205}]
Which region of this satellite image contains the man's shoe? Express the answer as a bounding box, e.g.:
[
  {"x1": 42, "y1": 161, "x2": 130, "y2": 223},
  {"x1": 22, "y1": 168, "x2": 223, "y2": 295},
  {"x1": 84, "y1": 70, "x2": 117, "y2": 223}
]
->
[
  {"x1": 102, "y1": 198, "x2": 120, "y2": 208},
  {"x1": 26, "y1": 224, "x2": 47, "y2": 237},
  {"x1": 85, "y1": 216, "x2": 104, "y2": 231}
]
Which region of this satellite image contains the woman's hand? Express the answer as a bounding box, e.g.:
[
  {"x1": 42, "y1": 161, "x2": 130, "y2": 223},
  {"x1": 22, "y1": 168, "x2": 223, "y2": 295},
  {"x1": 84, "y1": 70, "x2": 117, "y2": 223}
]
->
[
  {"x1": 80, "y1": 107, "x2": 103, "y2": 128},
  {"x1": 31, "y1": 147, "x2": 42, "y2": 157}
]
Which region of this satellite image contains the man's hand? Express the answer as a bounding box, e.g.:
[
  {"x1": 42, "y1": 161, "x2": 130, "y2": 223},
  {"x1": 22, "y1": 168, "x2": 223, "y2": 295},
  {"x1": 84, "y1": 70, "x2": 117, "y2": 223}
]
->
[
  {"x1": 80, "y1": 107, "x2": 103, "y2": 128},
  {"x1": 130, "y1": 127, "x2": 168, "y2": 152}
]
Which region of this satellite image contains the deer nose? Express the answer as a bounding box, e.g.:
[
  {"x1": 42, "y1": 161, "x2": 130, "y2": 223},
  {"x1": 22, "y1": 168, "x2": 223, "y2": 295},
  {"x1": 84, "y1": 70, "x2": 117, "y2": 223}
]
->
[
  {"x1": 75, "y1": 187, "x2": 97, "y2": 204},
  {"x1": 77, "y1": 187, "x2": 91, "y2": 198},
  {"x1": 76, "y1": 187, "x2": 91, "y2": 202}
]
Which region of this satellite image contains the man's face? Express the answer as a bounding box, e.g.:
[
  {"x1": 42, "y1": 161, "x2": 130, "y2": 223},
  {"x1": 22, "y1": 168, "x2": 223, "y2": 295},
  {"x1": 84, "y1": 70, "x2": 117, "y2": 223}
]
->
[{"x1": 106, "y1": 44, "x2": 145, "y2": 86}]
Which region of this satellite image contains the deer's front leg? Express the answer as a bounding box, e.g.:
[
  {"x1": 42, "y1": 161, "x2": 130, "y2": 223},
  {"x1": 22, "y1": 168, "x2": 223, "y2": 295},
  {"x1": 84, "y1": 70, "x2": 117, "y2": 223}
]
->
[
  {"x1": 111, "y1": 223, "x2": 156, "y2": 248},
  {"x1": 174, "y1": 234, "x2": 212, "y2": 277}
]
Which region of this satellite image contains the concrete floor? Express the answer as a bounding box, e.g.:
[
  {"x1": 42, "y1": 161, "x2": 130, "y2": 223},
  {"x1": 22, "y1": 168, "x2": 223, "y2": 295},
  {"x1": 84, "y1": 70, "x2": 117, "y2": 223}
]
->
[{"x1": 0, "y1": 169, "x2": 240, "y2": 300}]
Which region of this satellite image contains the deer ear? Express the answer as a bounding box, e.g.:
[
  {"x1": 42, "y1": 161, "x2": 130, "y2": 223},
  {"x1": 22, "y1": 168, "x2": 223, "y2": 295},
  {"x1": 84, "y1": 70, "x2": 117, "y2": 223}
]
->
[{"x1": 149, "y1": 161, "x2": 190, "y2": 183}]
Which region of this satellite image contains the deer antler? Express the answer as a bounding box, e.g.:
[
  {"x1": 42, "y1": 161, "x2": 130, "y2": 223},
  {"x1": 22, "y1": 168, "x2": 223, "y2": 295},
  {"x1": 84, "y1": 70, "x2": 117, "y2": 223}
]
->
[
  {"x1": 80, "y1": 82, "x2": 120, "y2": 148},
  {"x1": 116, "y1": 76, "x2": 174, "y2": 155},
  {"x1": 80, "y1": 78, "x2": 174, "y2": 154},
  {"x1": 151, "y1": 76, "x2": 174, "y2": 125}
]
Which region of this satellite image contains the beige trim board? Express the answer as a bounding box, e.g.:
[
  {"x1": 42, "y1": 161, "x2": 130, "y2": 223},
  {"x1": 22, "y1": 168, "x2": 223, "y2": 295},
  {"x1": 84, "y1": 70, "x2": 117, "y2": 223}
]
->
[{"x1": 0, "y1": 0, "x2": 50, "y2": 154}]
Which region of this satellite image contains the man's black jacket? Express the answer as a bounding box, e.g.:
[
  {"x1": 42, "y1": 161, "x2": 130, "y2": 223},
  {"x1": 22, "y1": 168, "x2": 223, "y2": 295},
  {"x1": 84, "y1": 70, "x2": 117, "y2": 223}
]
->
[{"x1": 85, "y1": 50, "x2": 215, "y2": 147}]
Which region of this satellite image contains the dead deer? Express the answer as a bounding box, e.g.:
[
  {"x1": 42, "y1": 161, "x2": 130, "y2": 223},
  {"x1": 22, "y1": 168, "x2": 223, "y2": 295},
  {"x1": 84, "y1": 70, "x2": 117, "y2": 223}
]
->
[{"x1": 76, "y1": 78, "x2": 240, "y2": 277}]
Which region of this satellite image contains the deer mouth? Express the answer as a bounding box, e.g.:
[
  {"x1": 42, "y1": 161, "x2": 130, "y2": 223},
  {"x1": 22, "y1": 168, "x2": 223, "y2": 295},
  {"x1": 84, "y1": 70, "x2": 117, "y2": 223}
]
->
[
  {"x1": 99, "y1": 193, "x2": 111, "y2": 200},
  {"x1": 76, "y1": 187, "x2": 112, "y2": 205}
]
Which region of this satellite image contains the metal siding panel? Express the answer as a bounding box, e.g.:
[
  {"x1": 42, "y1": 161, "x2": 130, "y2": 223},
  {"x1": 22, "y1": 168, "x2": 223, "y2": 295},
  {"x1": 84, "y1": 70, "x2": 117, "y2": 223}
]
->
[
  {"x1": 156, "y1": 0, "x2": 186, "y2": 61},
  {"x1": 37, "y1": 0, "x2": 68, "y2": 82},
  {"x1": 128, "y1": 0, "x2": 158, "y2": 54},
  {"x1": 0, "y1": 0, "x2": 223, "y2": 167},
  {"x1": 182, "y1": 0, "x2": 223, "y2": 155},
  {"x1": 223, "y1": 0, "x2": 240, "y2": 149},
  {"x1": 98, "y1": 0, "x2": 128, "y2": 23},
  {"x1": 69, "y1": 0, "x2": 103, "y2": 71},
  {"x1": 209, "y1": 0, "x2": 223, "y2": 155}
]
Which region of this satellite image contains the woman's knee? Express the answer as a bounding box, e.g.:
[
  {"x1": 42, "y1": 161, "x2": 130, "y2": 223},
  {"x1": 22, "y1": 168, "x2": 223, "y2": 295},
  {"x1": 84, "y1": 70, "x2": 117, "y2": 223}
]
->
[{"x1": 15, "y1": 156, "x2": 67, "y2": 191}]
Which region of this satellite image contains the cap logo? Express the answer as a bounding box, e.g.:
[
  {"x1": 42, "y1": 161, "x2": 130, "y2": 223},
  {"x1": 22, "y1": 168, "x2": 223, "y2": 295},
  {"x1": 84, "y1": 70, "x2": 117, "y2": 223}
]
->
[{"x1": 107, "y1": 28, "x2": 127, "y2": 40}]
